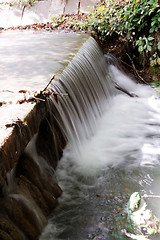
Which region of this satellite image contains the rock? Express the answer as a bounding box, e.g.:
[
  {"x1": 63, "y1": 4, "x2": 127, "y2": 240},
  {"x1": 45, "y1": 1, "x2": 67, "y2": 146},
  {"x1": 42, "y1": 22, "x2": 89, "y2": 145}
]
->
[
  {"x1": 0, "y1": 213, "x2": 25, "y2": 240},
  {"x1": 0, "y1": 231, "x2": 13, "y2": 240},
  {"x1": 17, "y1": 175, "x2": 50, "y2": 215},
  {"x1": 15, "y1": 152, "x2": 62, "y2": 201},
  {"x1": 4, "y1": 196, "x2": 45, "y2": 240},
  {"x1": 5, "y1": 149, "x2": 63, "y2": 239}
]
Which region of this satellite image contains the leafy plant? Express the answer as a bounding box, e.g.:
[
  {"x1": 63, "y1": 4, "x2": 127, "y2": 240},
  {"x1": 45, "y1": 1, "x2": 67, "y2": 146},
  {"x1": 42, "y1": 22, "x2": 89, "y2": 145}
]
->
[
  {"x1": 83, "y1": 0, "x2": 160, "y2": 67},
  {"x1": 136, "y1": 36, "x2": 154, "y2": 53},
  {"x1": 82, "y1": 0, "x2": 126, "y2": 42},
  {"x1": 124, "y1": 0, "x2": 159, "y2": 62}
]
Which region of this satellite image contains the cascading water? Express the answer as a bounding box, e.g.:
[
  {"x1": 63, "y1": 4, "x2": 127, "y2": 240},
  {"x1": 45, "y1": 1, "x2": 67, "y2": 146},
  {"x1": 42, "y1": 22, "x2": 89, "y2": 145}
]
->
[{"x1": 40, "y1": 37, "x2": 160, "y2": 240}]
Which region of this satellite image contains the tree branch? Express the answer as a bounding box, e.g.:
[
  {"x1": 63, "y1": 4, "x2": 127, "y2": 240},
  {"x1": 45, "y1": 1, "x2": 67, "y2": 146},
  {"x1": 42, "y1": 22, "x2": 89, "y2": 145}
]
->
[{"x1": 126, "y1": 53, "x2": 150, "y2": 85}]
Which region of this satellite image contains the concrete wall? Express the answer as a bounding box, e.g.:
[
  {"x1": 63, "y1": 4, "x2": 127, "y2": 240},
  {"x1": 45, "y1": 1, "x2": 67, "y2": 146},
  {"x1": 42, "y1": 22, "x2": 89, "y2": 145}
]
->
[{"x1": 0, "y1": 0, "x2": 100, "y2": 28}]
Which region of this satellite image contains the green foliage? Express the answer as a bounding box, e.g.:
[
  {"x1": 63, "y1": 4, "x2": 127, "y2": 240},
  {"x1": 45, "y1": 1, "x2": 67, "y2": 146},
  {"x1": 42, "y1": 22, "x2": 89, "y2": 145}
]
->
[
  {"x1": 136, "y1": 36, "x2": 154, "y2": 53},
  {"x1": 124, "y1": 0, "x2": 159, "y2": 33},
  {"x1": 124, "y1": 0, "x2": 159, "y2": 61},
  {"x1": 52, "y1": 14, "x2": 87, "y2": 31},
  {"x1": 150, "y1": 81, "x2": 160, "y2": 86},
  {"x1": 83, "y1": 0, "x2": 160, "y2": 66},
  {"x1": 82, "y1": 1, "x2": 125, "y2": 42},
  {"x1": 18, "y1": 0, "x2": 36, "y2": 7}
]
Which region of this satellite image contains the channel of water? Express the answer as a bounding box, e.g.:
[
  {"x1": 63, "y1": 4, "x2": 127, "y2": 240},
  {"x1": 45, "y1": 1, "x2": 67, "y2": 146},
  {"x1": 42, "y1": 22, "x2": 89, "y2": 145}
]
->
[{"x1": 1, "y1": 31, "x2": 160, "y2": 240}]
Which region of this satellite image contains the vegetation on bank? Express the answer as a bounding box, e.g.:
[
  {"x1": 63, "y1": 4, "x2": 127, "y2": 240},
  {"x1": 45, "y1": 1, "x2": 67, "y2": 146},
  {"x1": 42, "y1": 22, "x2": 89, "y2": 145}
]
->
[{"x1": 52, "y1": 0, "x2": 160, "y2": 83}]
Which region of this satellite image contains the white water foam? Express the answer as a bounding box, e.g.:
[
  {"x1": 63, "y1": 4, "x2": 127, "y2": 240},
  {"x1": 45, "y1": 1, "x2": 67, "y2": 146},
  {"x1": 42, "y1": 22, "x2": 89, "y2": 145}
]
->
[{"x1": 56, "y1": 66, "x2": 160, "y2": 177}]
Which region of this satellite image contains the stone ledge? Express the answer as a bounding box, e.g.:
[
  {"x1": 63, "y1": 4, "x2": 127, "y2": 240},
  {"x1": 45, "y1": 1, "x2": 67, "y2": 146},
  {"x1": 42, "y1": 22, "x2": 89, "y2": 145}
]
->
[{"x1": 0, "y1": 101, "x2": 48, "y2": 178}]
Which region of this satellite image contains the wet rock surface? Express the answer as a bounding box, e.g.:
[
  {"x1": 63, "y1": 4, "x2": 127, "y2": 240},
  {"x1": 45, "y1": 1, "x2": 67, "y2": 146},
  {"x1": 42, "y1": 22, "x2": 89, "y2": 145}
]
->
[
  {"x1": 0, "y1": 213, "x2": 25, "y2": 240},
  {"x1": 0, "y1": 108, "x2": 66, "y2": 240},
  {"x1": 36, "y1": 111, "x2": 66, "y2": 169}
]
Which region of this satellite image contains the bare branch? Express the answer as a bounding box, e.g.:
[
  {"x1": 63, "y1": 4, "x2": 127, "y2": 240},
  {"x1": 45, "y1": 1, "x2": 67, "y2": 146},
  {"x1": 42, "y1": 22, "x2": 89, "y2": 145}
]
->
[
  {"x1": 42, "y1": 75, "x2": 55, "y2": 92},
  {"x1": 126, "y1": 53, "x2": 149, "y2": 85}
]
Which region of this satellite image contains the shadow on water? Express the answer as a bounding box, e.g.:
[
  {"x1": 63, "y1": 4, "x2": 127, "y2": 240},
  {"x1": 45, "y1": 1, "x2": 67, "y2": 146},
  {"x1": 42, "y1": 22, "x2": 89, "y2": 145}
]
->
[{"x1": 39, "y1": 37, "x2": 160, "y2": 240}]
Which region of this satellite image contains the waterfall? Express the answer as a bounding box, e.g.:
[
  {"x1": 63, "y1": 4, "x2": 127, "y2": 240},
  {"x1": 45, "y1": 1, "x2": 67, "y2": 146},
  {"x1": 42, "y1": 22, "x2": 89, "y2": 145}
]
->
[
  {"x1": 48, "y1": 36, "x2": 157, "y2": 175},
  {"x1": 50, "y1": 37, "x2": 115, "y2": 144},
  {"x1": 40, "y1": 37, "x2": 160, "y2": 240}
]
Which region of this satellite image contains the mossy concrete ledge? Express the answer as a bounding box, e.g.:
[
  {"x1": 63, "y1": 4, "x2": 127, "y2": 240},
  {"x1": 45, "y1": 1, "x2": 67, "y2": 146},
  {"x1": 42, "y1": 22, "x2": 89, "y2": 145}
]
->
[{"x1": 0, "y1": 32, "x2": 89, "y2": 240}]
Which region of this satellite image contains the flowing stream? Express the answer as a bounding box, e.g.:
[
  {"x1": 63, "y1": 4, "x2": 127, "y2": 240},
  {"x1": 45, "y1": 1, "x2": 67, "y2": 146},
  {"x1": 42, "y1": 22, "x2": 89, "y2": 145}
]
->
[
  {"x1": 2, "y1": 30, "x2": 160, "y2": 240},
  {"x1": 40, "y1": 38, "x2": 160, "y2": 240}
]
